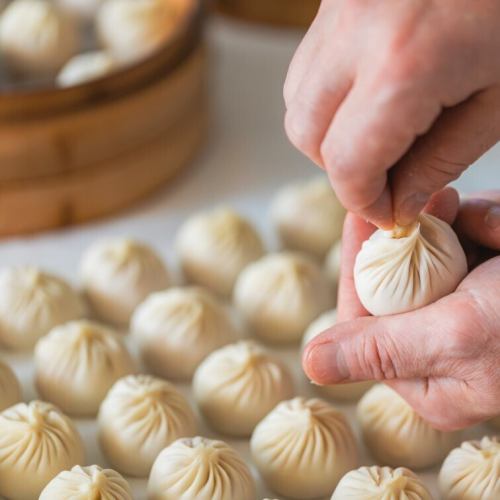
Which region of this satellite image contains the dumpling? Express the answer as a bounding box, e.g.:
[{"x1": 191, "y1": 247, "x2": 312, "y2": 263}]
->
[
  {"x1": 193, "y1": 340, "x2": 294, "y2": 437},
  {"x1": 302, "y1": 310, "x2": 374, "y2": 401},
  {"x1": 331, "y1": 466, "x2": 432, "y2": 500},
  {"x1": 439, "y1": 436, "x2": 500, "y2": 500},
  {"x1": 40, "y1": 465, "x2": 132, "y2": 500},
  {"x1": 251, "y1": 397, "x2": 358, "y2": 499},
  {"x1": 56, "y1": 0, "x2": 104, "y2": 20},
  {"x1": 34, "y1": 320, "x2": 136, "y2": 416},
  {"x1": 271, "y1": 177, "x2": 345, "y2": 259},
  {"x1": 175, "y1": 207, "x2": 265, "y2": 296},
  {"x1": 148, "y1": 436, "x2": 256, "y2": 500},
  {"x1": 98, "y1": 374, "x2": 197, "y2": 477},
  {"x1": 357, "y1": 384, "x2": 459, "y2": 469},
  {"x1": 234, "y1": 252, "x2": 333, "y2": 344},
  {"x1": 131, "y1": 287, "x2": 238, "y2": 380},
  {"x1": 0, "y1": 266, "x2": 85, "y2": 350},
  {"x1": 354, "y1": 214, "x2": 467, "y2": 316},
  {"x1": 80, "y1": 238, "x2": 170, "y2": 326},
  {"x1": 57, "y1": 51, "x2": 115, "y2": 87},
  {"x1": 0, "y1": 360, "x2": 21, "y2": 411},
  {"x1": 325, "y1": 239, "x2": 342, "y2": 286},
  {"x1": 0, "y1": 0, "x2": 78, "y2": 76},
  {"x1": 0, "y1": 401, "x2": 85, "y2": 500}
]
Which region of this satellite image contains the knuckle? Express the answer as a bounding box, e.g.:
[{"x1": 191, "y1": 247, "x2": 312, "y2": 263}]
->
[
  {"x1": 358, "y1": 334, "x2": 399, "y2": 380},
  {"x1": 284, "y1": 109, "x2": 315, "y2": 154}
]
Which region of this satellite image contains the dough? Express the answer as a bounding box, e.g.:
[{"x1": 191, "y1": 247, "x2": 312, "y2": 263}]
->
[
  {"x1": 251, "y1": 397, "x2": 358, "y2": 499},
  {"x1": 34, "y1": 320, "x2": 136, "y2": 416},
  {"x1": 80, "y1": 238, "x2": 170, "y2": 326},
  {"x1": 57, "y1": 51, "x2": 115, "y2": 87},
  {"x1": 331, "y1": 466, "x2": 432, "y2": 499},
  {"x1": 302, "y1": 310, "x2": 374, "y2": 401},
  {"x1": 98, "y1": 374, "x2": 197, "y2": 477},
  {"x1": 271, "y1": 177, "x2": 345, "y2": 259},
  {"x1": 56, "y1": 0, "x2": 104, "y2": 20},
  {"x1": 354, "y1": 214, "x2": 467, "y2": 316},
  {"x1": 0, "y1": 0, "x2": 78, "y2": 76},
  {"x1": 131, "y1": 287, "x2": 238, "y2": 380},
  {"x1": 0, "y1": 360, "x2": 21, "y2": 411},
  {"x1": 39, "y1": 465, "x2": 132, "y2": 500},
  {"x1": 0, "y1": 401, "x2": 85, "y2": 500},
  {"x1": 193, "y1": 340, "x2": 294, "y2": 437},
  {"x1": 234, "y1": 252, "x2": 333, "y2": 344},
  {"x1": 0, "y1": 266, "x2": 85, "y2": 350},
  {"x1": 176, "y1": 207, "x2": 265, "y2": 296},
  {"x1": 357, "y1": 384, "x2": 460, "y2": 469},
  {"x1": 148, "y1": 436, "x2": 256, "y2": 500},
  {"x1": 439, "y1": 436, "x2": 500, "y2": 500}
]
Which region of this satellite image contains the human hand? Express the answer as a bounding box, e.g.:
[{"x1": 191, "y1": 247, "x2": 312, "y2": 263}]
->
[
  {"x1": 284, "y1": 0, "x2": 500, "y2": 228},
  {"x1": 302, "y1": 188, "x2": 500, "y2": 430}
]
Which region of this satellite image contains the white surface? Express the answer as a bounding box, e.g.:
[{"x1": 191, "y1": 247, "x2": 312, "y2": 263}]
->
[{"x1": 0, "y1": 16, "x2": 498, "y2": 500}]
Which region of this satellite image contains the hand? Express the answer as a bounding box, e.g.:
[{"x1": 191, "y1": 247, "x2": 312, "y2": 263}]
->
[
  {"x1": 284, "y1": 0, "x2": 500, "y2": 228},
  {"x1": 302, "y1": 188, "x2": 500, "y2": 430}
]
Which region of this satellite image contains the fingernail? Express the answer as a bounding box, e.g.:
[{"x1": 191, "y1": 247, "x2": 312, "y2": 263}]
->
[
  {"x1": 485, "y1": 206, "x2": 500, "y2": 230},
  {"x1": 397, "y1": 192, "x2": 429, "y2": 226},
  {"x1": 304, "y1": 342, "x2": 350, "y2": 385}
]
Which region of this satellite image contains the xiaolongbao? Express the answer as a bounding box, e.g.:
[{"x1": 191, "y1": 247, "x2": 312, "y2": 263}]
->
[
  {"x1": 0, "y1": 0, "x2": 78, "y2": 76},
  {"x1": 193, "y1": 341, "x2": 294, "y2": 437},
  {"x1": 439, "y1": 436, "x2": 500, "y2": 500},
  {"x1": 302, "y1": 310, "x2": 373, "y2": 401},
  {"x1": 80, "y1": 238, "x2": 170, "y2": 326},
  {"x1": 271, "y1": 177, "x2": 345, "y2": 259},
  {"x1": 176, "y1": 207, "x2": 265, "y2": 296},
  {"x1": 0, "y1": 266, "x2": 85, "y2": 350},
  {"x1": 0, "y1": 360, "x2": 21, "y2": 411},
  {"x1": 331, "y1": 466, "x2": 432, "y2": 500},
  {"x1": 358, "y1": 384, "x2": 459, "y2": 469},
  {"x1": 234, "y1": 252, "x2": 333, "y2": 344},
  {"x1": 131, "y1": 287, "x2": 238, "y2": 380},
  {"x1": 40, "y1": 465, "x2": 132, "y2": 500},
  {"x1": 148, "y1": 437, "x2": 256, "y2": 500},
  {"x1": 0, "y1": 401, "x2": 85, "y2": 500},
  {"x1": 354, "y1": 214, "x2": 467, "y2": 316},
  {"x1": 98, "y1": 374, "x2": 197, "y2": 477},
  {"x1": 251, "y1": 397, "x2": 358, "y2": 499},
  {"x1": 34, "y1": 320, "x2": 136, "y2": 416},
  {"x1": 57, "y1": 51, "x2": 115, "y2": 87}
]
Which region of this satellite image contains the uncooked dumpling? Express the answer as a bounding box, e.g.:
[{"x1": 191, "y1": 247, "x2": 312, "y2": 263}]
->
[
  {"x1": 331, "y1": 466, "x2": 432, "y2": 500},
  {"x1": 57, "y1": 51, "x2": 115, "y2": 87},
  {"x1": 34, "y1": 320, "x2": 136, "y2": 416},
  {"x1": 131, "y1": 287, "x2": 238, "y2": 380},
  {"x1": 302, "y1": 310, "x2": 373, "y2": 401},
  {"x1": 357, "y1": 384, "x2": 459, "y2": 469},
  {"x1": 40, "y1": 465, "x2": 132, "y2": 500},
  {"x1": 148, "y1": 437, "x2": 256, "y2": 500},
  {"x1": 251, "y1": 397, "x2": 358, "y2": 499},
  {"x1": 80, "y1": 238, "x2": 170, "y2": 326},
  {"x1": 0, "y1": 266, "x2": 85, "y2": 350},
  {"x1": 176, "y1": 207, "x2": 265, "y2": 296},
  {"x1": 193, "y1": 340, "x2": 294, "y2": 437},
  {"x1": 0, "y1": 360, "x2": 21, "y2": 411},
  {"x1": 0, "y1": 401, "x2": 85, "y2": 500},
  {"x1": 98, "y1": 374, "x2": 197, "y2": 477},
  {"x1": 234, "y1": 252, "x2": 333, "y2": 344},
  {"x1": 354, "y1": 214, "x2": 467, "y2": 316},
  {"x1": 439, "y1": 436, "x2": 500, "y2": 500}
]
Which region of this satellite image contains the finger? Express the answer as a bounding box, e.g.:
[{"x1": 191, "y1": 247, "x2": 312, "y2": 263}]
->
[
  {"x1": 422, "y1": 186, "x2": 460, "y2": 225},
  {"x1": 392, "y1": 86, "x2": 500, "y2": 226}
]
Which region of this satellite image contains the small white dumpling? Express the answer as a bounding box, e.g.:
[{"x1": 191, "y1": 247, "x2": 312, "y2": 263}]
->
[
  {"x1": 148, "y1": 437, "x2": 256, "y2": 500},
  {"x1": 193, "y1": 340, "x2": 294, "y2": 437},
  {"x1": 357, "y1": 384, "x2": 460, "y2": 469},
  {"x1": 354, "y1": 214, "x2": 467, "y2": 316},
  {"x1": 40, "y1": 465, "x2": 132, "y2": 500},
  {"x1": 56, "y1": 0, "x2": 104, "y2": 20},
  {"x1": 0, "y1": 360, "x2": 21, "y2": 411},
  {"x1": 80, "y1": 238, "x2": 170, "y2": 326},
  {"x1": 57, "y1": 51, "x2": 115, "y2": 87},
  {"x1": 234, "y1": 252, "x2": 333, "y2": 344},
  {"x1": 0, "y1": 266, "x2": 85, "y2": 350},
  {"x1": 302, "y1": 310, "x2": 374, "y2": 401},
  {"x1": 271, "y1": 177, "x2": 345, "y2": 259},
  {"x1": 251, "y1": 397, "x2": 358, "y2": 499},
  {"x1": 131, "y1": 287, "x2": 238, "y2": 380},
  {"x1": 332, "y1": 466, "x2": 432, "y2": 500},
  {"x1": 34, "y1": 320, "x2": 136, "y2": 416},
  {"x1": 0, "y1": 401, "x2": 85, "y2": 500},
  {"x1": 0, "y1": 0, "x2": 78, "y2": 76},
  {"x1": 98, "y1": 374, "x2": 197, "y2": 477},
  {"x1": 439, "y1": 436, "x2": 500, "y2": 500},
  {"x1": 176, "y1": 207, "x2": 265, "y2": 296}
]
